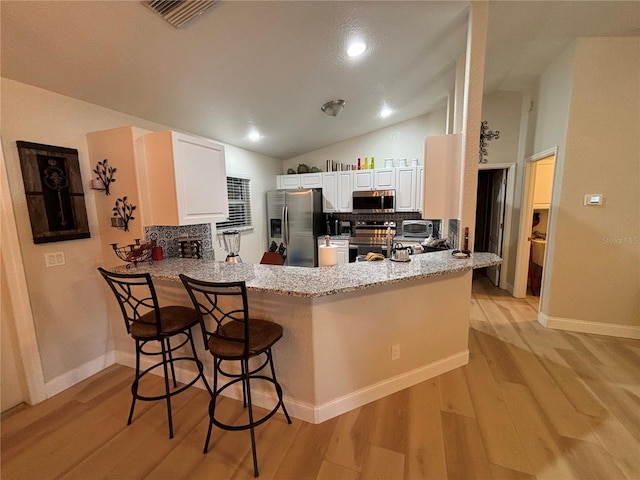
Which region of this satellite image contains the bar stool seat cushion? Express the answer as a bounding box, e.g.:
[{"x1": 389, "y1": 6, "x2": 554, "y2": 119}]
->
[
  {"x1": 130, "y1": 306, "x2": 200, "y2": 339},
  {"x1": 210, "y1": 319, "x2": 283, "y2": 359}
]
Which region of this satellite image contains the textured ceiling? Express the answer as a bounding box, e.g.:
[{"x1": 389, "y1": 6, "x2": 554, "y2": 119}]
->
[{"x1": 1, "y1": 1, "x2": 638, "y2": 159}]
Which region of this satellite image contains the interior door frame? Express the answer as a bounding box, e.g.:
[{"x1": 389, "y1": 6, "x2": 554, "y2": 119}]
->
[
  {"x1": 1, "y1": 140, "x2": 47, "y2": 408},
  {"x1": 513, "y1": 146, "x2": 558, "y2": 298},
  {"x1": 478, "y1": 162, "x2": 516, "y2": 290}
]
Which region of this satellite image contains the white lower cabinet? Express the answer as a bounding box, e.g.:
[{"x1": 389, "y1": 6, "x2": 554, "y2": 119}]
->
[{"x1": 317, "y1": 238, "x2": 349, "y2": 265}]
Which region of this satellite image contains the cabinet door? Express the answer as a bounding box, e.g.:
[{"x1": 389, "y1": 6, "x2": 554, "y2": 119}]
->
[
  {"x1": 301, "y1": 173, "x2": 322, "y2": 188},
  {"x1": 533, "y1": 162, "x2": 553, "y2": 208},
  {"x1": 143, "y1": 130, "x2": 228, "y2": 226},
  {"x1": 277, "y1": 174, "x2": 301, "y2": 189},
  {"x1": 318, "y1": 238, "x2": 349, "y2": 264},
  {"x1": 352, "y1": 170, "x2": 374, "y2": 191},
  {"x1": 172, "y1": 133, "x2": 228, "y2": 224},
  {"x1": 322, "y1": 172, "x2": 337, "y2": 212},
  {"x1": 395, "y1": 167, "x2": 417, "y2": 212},
  {"x1": 374, "y1": 168, "x2": 396, "y2": 189},
  {"x1": 416, "y1": 166, "x2": 424, "y2": 213},
  {"x1": 336, "y1": 171, "x2": 353, "y2": 212}
]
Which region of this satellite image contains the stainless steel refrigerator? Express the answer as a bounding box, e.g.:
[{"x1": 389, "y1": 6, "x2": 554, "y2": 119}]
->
[{"x1": 266, "y1": 189, "x2": 324, "y2": 267}]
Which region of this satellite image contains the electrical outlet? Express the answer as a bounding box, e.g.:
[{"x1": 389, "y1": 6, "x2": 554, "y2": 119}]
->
[
  {"x1": 391, "y1": 344, "x2": 400, "y2": 361},
  {"x1": 45, "y1": 252, "x2": 65, "y2": 267}
]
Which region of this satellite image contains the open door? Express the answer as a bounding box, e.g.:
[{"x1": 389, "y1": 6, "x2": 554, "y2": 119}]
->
[{"x1": 486, "y1": 169, "x2": 507, "y2": 286}]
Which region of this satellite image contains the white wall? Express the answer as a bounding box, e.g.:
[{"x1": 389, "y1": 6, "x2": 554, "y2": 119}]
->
[
  {"x1": 283, "y1": 109, "x2": 447, "y2": 170},
  {"x1": 531, "y1": 38, "x2": 640, "y2": 333},
  {"x1": 1, "y1": 78, "x2": 281, "y2": 393},
  {"x1": 214, "y1": 144, "x2": 281, "y2": 263},
  {"x1": 481, "y1": 91, "x2": 523, "y2": 166},
  {"x1": 480, "y1": 91, "x2": 524, "y2": 289}
]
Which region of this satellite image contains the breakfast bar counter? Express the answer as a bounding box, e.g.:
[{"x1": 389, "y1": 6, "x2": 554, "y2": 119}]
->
[
  {"x1": 111, "y1": 250, "x2": 500, "y2": 298},
  {"x1": 108, "y1": 251, "x2": 500, "y2": 424}
]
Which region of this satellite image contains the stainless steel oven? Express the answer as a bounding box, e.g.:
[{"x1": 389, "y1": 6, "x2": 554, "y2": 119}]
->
[
  {"x1": 351, "y1": 221, "x2": 396, "y2": 256},
  {"x1": 352, "y1": 190, "x2": 395, "y2": 214}
]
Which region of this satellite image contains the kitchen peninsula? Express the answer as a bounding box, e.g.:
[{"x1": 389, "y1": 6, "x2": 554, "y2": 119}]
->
[{"x1": 110, "y1": 251, "x2": 500, "y2": 424}]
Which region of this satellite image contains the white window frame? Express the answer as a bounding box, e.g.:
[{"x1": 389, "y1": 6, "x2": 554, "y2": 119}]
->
[{"x1": 216, "y1": 173, "x2": 253, "y2": 232}]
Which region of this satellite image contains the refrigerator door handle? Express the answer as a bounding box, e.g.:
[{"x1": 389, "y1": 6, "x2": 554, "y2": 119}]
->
[{"x1": 283, "y1": 205, "x2": 289, "y2": 246}]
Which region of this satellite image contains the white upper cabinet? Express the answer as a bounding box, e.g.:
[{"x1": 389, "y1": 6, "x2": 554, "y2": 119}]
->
[
  {"x1": 395, "y1": 167, "x2": 417, "y2": 212},
  {"x1": 300, "y1": 172, "x2": 323, "y2": 188},
  {"x1": 142, "y1": 131, "x2": 228, "y2": 225},
  {"x1": 352, "y1": 170, "x2": 374, "y2": 191},
  {"x1": 277, "y1": 174, "x2": 301, "y2": 189},
  {"x1": 533, "y1": 160, "x2": 554, "y2": 209},
  {"x1": 322, "y1": 172, "x2": 338, "y2": 212},
  {"x1": 277, "y1": 172, "x2": 322, "y2": 189},
  {"x1": 323, "y1": 171, "x2": 352, "y2": 212},
  {"x1": 353, "y1": 169, "x2": 395, "y2": 191},
  {"x1": 336, "y1": 171, "x2": 353, "y2": 212},
  {"x1": 374, "y1": 168, "x2": 396, "y2": 189}
]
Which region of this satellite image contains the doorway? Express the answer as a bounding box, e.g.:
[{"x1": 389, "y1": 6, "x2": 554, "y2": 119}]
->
[
  {"x1": 475, "y1": 168, "x2": 507, "y2": 286},
  {"x1": 514, "y1": 147, "x2": 558, "y2": 299}
]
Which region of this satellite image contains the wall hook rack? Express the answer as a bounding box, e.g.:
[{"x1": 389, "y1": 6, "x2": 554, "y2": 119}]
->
[{"x1": 479, "y1": 121, "x2": 500, "y2": 164}]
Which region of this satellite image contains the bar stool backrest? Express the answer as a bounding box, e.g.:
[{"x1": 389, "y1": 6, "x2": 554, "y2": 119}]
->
[
  {"x1": 98, "y1": 268, "x2": 162, "y2": 337},
  {"x1": 179, "y1": 275, "x2": 250, "y2": 357}
]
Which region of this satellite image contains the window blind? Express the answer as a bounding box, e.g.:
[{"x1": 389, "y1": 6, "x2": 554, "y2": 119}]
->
[{"x1": 216, "y1": 176, "x2": 252, "y2": 231}]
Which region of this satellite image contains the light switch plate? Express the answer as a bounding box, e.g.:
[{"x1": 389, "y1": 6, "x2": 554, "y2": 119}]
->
[
  {"x1": 584, "y1": 194, "x2": 603, "y2": 206},
  {"x1": 45, "y1": 252, "x2": 65, "y2": 267}
]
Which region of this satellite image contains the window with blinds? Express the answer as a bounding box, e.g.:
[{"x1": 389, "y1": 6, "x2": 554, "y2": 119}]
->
[{"x1": 216, "y1": 175, "x2": 252, "y2": 231}]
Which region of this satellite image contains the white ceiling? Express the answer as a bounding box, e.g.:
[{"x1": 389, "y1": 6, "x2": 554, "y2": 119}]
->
[{"x1": 1, "y1": 1, "x2": 638, "y2": 160}]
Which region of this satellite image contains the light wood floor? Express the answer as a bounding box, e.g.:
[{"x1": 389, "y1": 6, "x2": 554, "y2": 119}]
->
[{"x1": 2, "y1": 275, "x2": 639, "y2": 480}]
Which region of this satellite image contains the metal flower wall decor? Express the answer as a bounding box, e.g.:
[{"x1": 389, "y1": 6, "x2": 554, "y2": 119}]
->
[
  {"x1": 479, "y1": 121, "x2": 500, "y2": 163},
  {"x1": 112, "y1": 196, "x2": 136, "y2": 232},
  {"x1": 92, "y1": 159, "x2": 116, "y2": 195}
]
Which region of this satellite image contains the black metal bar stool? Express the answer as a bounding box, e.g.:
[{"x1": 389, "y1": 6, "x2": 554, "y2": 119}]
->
[
  {"x1": 179, "y1": 274, "x2": 291, "y2": 477},
  {"x1": 98, "y1": 267, "x2": 211, "y2": 439}
]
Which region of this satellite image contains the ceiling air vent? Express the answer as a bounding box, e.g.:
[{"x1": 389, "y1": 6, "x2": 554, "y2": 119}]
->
[{"x1": 142, "y1": 0, "x2": 217, "y2": 29}]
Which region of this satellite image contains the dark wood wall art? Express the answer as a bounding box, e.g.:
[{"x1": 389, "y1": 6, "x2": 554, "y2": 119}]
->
[{"x1": 16, "y1": 141, "x2": 91, "y2": 244}]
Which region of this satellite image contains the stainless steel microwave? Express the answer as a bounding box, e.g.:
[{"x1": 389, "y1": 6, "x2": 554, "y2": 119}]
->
[
  {"x1": 352, "y1": 190, "x2": 395, "y2": 213},
  {"x1": 402, "y1": 220, "x2": 434, "y2": 237}
]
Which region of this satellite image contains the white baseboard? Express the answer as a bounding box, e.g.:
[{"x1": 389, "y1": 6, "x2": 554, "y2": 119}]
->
[
  {"x1": 113, "y1": 349, "x2": 469, "y2": 425},
  {"x1": 308, "y1": 350, "x2": 469, "y2": 424},
  {"x1": 538, "y1": 312, "x2": 640, "y2": 339},
  {"x1": 45, "y1": 351, "x2": 116, "y2": 398}
]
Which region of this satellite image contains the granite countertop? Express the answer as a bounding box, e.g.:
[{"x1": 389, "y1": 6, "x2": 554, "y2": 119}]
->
[{"x1": 110, "y1": 250, "x2": 501, "y2": 298}]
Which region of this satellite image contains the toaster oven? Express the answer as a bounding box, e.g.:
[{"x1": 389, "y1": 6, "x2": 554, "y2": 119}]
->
[{"x1": 401, "y1": 220, "x2": 433, "y2": 237}]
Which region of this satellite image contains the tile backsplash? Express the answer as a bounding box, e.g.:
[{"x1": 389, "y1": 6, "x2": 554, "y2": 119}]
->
[{"x1": 145, "y1": 224, "x2": 214, "y2": 259}]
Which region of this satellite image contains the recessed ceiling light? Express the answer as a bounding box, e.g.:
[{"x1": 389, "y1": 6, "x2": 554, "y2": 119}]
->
[
  {"x1": 347, "y1": 41, "x2": 367, "y2": 58},
  {"x1": 379, "y1": 106, "x2": 394, "y2": 118},
  {"x1": 247, "y1": 129, "x2": 262, "y2": 141}
]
